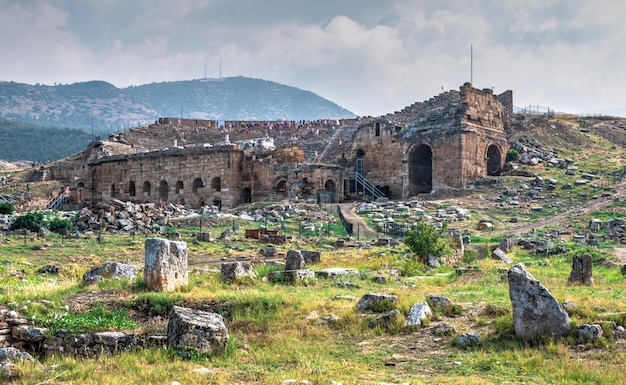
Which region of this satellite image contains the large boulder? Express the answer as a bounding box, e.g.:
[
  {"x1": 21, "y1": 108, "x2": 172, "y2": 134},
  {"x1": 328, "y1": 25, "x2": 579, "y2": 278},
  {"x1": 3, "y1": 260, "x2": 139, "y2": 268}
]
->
[
  {"x1": 404, "y1": 301, "x2": 432, "y2": 327},
  {"x1": 144, "y1": 238, "x2": 188, "y2": 292},
  {"x1": 166, "y1": 306, "x2": 229, "y2": 356},
  {"x1": 508, "y1": 263, "x2": 571, "y2": 340},
  {"x1": 300, "y1": 250, "x2": 321, "y2": 264},
  {"x1": 285, "y1": 250, "x2": 305, "y2": 271},
  {"x1": 221, "y1": 261, "x2": 257, "y2": 283},
  {"x1": 82, "y1": 262, "x2": 137, "y2": 285},
  {"x1": 355, "y1": 293, "x2": 397, "y2": 312}
]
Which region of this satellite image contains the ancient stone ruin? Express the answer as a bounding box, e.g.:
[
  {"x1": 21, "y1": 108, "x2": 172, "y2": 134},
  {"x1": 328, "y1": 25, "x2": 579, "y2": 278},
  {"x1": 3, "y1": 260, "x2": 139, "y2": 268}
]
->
[
  {"x1": 166, "y1": 306, "x2": 229, "y2": 356},
  {"x1": 33, "y1": 83, "x2": 511, "y2": 210},
  {"x1": 144, "y1": 238, "x2": 188, "y2": 292},
  {"x1": 568, "y1": 254, "x2": 593, "y2": 286}
]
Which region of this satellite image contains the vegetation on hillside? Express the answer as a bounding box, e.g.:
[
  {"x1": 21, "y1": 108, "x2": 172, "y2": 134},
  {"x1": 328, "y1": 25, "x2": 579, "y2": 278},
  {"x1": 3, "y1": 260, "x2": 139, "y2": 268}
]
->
[{"x1": 0, "y1": 118, "x2": 92, "y2": 162}]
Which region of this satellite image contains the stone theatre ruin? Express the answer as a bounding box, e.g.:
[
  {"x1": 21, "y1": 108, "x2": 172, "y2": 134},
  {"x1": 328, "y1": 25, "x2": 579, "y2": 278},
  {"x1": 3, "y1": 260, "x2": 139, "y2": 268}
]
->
[{"x1": 38, "y1": 83, "x2": 512, "y2": 209}]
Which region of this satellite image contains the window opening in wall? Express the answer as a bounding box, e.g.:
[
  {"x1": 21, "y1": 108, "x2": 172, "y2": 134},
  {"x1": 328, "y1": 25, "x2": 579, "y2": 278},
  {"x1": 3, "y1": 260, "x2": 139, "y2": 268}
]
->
[
  {"x1": 159, "y1": 180, "x2": 169, "y2": 201},
  {"x1": 192, "y1": 178, "x2": 203, "y2": 194},
  {"x1": 143, "y1": 181, "x2": 151, "y2": 197},
  {"x1": 408, "y1": 145, "x2": 433, "y2": 194},
  {"x1": 129, "y1": 181, "x2": 136, "y2": 197}
]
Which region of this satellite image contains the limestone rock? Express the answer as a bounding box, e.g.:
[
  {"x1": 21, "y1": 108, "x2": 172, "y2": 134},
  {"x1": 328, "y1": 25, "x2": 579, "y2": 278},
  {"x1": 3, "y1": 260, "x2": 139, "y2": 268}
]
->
[
  {"x1": 576, "y1": 324, "x2": 603, "y2": 342},
  {"x1": 221, "y1": 261, "x2": 257, "y2": 283},
  {"x1": 82, "y1": 262, "x2": 137, "y2": 284},
  {"x1": 492, "y1": 248, "x2": 513, "y2": 264},
  {"x1": 356, "y1": 293, "x2": 397, "y2": 312},
  {"x1": 368, "y1": 309, "x2": 400, "y2": 328},
  {"x1": 196, "y1": 231, "x2": 213, "y2": 242},
  {"x1": 426, "y1": 254, "x2": 441, "y2": 268},
  {"x1": 144, "y1": 238, "x2": 188, "y2": 292},
  {"x1": 426, "y1": 295, "x2": 452, "y2": 311},
  {"x1": 508, "y1": 263, "x2": 571, "y2": 339},
  {"x1": 456, "y1": 332, "x2": 483, "y2": 348},
  {"x1": 300, "y1": 250, "x2": 321, "y2": 264},
  {"x1": 11, "y1": 326, "x2": 47, "y2": 342},
  {"x1": 285, "y1": 250, "x2": 305, "y2": 270},
  {"x1": 315, "y1": 268, "x2": 360, "y2": 278},
  {"x1": 405, "y1": 301, "x2": 432, "y2": 327},
  {"x1": 167, "y1": 306, "x2": 228, "y2": 356},
  {"x1": 568, "y1": 254, "x2": 593, "y2": 286},
  {"x1": 0, "y1": 347, "x2": 35, "y2": 363}
]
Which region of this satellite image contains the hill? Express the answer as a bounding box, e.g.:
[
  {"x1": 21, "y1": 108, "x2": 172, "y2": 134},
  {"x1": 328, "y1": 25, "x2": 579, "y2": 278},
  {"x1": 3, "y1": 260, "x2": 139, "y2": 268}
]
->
[
  {"x1": 0, "y1": 118, "x2": 93, "y2": 163},
  {"x1": 0, "y1": 77, "x2": 356, "y2": 133}
]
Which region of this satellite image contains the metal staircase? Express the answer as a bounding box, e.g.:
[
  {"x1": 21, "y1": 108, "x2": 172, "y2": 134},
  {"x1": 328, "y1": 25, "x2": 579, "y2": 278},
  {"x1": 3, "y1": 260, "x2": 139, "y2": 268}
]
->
[
  {"x1": 347, "y1": 158, "x2": 385, "y2": 200},
  {"x1": 45, "y1": 189, "x2": 70, "y2": 210}
]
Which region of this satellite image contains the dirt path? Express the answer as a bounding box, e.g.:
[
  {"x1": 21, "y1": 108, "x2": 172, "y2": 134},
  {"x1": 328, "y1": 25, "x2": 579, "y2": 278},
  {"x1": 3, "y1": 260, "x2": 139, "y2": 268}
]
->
[{"x1": 337, "y1": 202, "x2": 378, "y2": 239}]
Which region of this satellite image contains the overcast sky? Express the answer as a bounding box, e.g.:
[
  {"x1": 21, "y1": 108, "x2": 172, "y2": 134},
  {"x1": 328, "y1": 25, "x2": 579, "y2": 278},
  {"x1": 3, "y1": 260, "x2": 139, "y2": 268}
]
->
[{"x1": 1, "y1": 0, "x2": 625, "y2": 117}]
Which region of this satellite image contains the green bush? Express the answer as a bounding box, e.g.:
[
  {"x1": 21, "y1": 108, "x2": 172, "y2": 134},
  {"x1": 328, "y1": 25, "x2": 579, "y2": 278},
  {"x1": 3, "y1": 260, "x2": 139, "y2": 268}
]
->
[
  {"x1": 404, "y1": 222, "x2": 448, "y2": 264},
  {"x1": 10, "y1": 211, "x2": 45, "y2": 232},
  {"x1": 506, "y1": 149, "x2": 520, "y2": 162},
  {"x1": 47, "y1": 217, "x2": 73, "y2": 234},
  {"x1": 0, "y1": 202, "x2": 14, "y2": 215}
]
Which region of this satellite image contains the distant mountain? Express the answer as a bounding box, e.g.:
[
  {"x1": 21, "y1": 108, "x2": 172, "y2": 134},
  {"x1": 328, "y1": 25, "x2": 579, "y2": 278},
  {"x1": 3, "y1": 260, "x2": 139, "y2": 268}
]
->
[{"x1": 0, "y1": 77, "x2": 356, "y2": 133}]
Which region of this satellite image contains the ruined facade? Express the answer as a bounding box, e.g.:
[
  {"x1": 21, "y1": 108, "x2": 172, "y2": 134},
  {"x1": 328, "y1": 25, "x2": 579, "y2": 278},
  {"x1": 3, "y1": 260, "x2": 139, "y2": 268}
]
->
[
  {"x1": 350, "y1": 83, "x2": 510, "y2": 199},
  {"x1": 41, "y1": 83, "x2": 511, "y2": 209}
]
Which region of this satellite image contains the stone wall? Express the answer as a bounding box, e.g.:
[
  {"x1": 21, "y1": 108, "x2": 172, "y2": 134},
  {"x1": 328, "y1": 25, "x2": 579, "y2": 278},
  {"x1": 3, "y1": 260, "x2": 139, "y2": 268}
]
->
[{"x1": 352, "y1": 83, "x2": 510, "y2": 198}]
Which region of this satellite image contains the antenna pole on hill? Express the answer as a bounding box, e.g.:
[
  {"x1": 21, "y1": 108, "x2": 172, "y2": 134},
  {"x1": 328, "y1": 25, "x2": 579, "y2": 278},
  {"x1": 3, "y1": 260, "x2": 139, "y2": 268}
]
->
[{"x1": 470, "y1": 44, "x2": 473, "y2": 85}]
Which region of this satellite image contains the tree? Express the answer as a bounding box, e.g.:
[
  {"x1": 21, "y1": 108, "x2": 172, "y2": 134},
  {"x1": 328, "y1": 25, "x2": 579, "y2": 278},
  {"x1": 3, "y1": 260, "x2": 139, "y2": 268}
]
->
[
  {"x1": 404, "y1": 222, "x2": 447, "y2": 264},
  {"x1": 506, "y1": 149, "x2": 520, "y2": 162},
  {"x1": 0, "y1": 202, "x2": 14, "y2": 215}
]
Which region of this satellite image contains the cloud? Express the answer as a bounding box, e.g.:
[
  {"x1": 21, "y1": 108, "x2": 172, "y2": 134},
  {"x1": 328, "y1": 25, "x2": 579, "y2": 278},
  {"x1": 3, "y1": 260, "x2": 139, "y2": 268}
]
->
[{"x1": 1, "y1": 0, "x2": 625, "y2": 116}]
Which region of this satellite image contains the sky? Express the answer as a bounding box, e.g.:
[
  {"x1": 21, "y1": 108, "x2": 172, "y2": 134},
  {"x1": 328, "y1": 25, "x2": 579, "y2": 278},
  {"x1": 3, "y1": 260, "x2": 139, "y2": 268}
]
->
[{"x1": 1, "y1": 0, "x2": 625, "y2": 117}]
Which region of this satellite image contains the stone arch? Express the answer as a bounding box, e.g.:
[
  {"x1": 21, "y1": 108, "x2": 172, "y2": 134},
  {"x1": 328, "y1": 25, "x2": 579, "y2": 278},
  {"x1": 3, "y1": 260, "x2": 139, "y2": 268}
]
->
[
  {"x1": 275, "y1": 179, "x2": 288, "y2": 197},
  {"x1": 241, "y1": 187, "x2": 252, "y2": 204},
  {"x1": 324, "y1": 179, "x2": 336, "y2": 193},
  {"x1": 129, "y1": 181, "x2": 136, "y2": 197},
  {"x1": 408, "y1": 144, "x2": 433, "y2": 194},
  {"x1": 486, "y1": 144, "x2": 502, "y2": 176},
  {"x1": 142, "y1": 181, "x2": 151, "y2": 197},
  {"x1": 210, "y1": 177, "x2": 221, "y2": 192},
  {"x1": 192, "y1": 178, "x2": 203, "y2": 194},
  {"x1": 175, "y1": 181, "x2": 184, "y2": 194},
  {"x1": 159, "y1": 180, "x2": 169, "y2": 202}
]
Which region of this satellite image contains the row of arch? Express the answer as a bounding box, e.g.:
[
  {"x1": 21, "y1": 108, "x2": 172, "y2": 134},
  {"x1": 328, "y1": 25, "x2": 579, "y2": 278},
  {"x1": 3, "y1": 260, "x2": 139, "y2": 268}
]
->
[
  {"x1": 111, "y1": 177, "x2": 222, "y2": 202},
  {"x1": 407, "y1": 143, "x2": 503, "y2": 195}
]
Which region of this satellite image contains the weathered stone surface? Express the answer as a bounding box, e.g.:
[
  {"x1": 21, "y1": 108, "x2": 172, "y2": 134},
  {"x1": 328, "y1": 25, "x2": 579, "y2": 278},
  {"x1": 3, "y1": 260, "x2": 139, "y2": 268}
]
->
[
  {"x1": 492, "y1": 248, "x2": 513, "y2": 264},
  {"x1": 432, "y1": 322, "x2": 456, "y2": 336},
  {"x1": 405, "y1": 301, "x2": 432, "y2": 327},
  {"x1": 456, "y1": 332, "x2": 483, "y2": 348},
  {"x1": 36, "y1": 265, "x2": 60, "y2": 275},
  {"x1": 82, "y1": 261, "x2": 137, "y2": 284},
  {"x1": 196, "y1": 231, "x2": 212, "y2": 242},
  {"x1": 426, "y1": 254, "x2": 441, "y2": 268},
  {"x1": 576, "y1": 324, "x2": 603, "y2": 342},
  {"x1": 508, "y1": 263, "x2": 571, "y2": 339},
  {"x1": 0, "y1": 347, "x2": 35, "y2": 363},
  {"x1": 11, "y1": 326, "x2": 47, "y2": 342},
  {"x1": 568, "y1": 254, "x2": 593, "y2": 286},
  {"x1": 285, "y1": 250, "x2": 305, "y2": 270},
  {"x1": 166, "y1": 306, "x2": 228, "y2": 355},
  {"x1": 356, "y1": 293, "x2": 398, "y2": 312},
  {"x1": 315, "y1": 268, "x2": 360, "y2": 278},
  {"x1": 426, "y1": 295, "x2": 452, "y2": 311},
  {"x1": 300, "y1": 250, "x2": 321, "y2": 264},
  {"x1": 368, "y1": 309, "x2": 400, "y2": 328},
  {"x1": 221, "y1": 261, "x2": 257, "y2": 282},
  {"x1": 270, "y1": 269, "x2": 315, "y2": 283},
  {"x1": 144, "y1": 238, "x2": 188, "y2": 292}
]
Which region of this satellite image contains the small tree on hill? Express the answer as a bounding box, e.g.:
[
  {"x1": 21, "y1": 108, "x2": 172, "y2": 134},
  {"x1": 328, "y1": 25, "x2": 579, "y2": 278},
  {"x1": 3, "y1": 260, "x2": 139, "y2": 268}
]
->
[
  {"x1": 404, "y1": 222, "x2": 448, "y2": 264},
  {"x1": 0, "y1": 202, "x2": 14, "y2": 215}
]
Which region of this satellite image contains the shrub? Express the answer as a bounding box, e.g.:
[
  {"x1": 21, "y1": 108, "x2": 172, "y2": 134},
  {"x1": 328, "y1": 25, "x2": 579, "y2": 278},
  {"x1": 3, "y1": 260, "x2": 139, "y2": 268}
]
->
[
  {"x1": 10, "y1": 211, "x2": 44, "y2": 232},
  {"x1": 506, "y1": 149, "x2": 520, "y2": 162},
  {"x1": 0, "y1": 202, "x2": 14, "y2": 215},
  {"x1": 404, "y1": 222, "x2": 448, "y2": 264},
  {"x1": 46, "y1": 217, "x2": 73, "y2": 234}
]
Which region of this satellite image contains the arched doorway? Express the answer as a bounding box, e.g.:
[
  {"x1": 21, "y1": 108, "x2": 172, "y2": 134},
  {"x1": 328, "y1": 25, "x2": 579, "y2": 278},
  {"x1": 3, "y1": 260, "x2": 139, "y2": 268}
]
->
[
  {"x1": 241, "y1": 188, "x2": 252, "y2": 204},
  {"x1": 159, "y1": 180, "x2": 169, "y2": 202},
  {"x1": 192, "y1": 178, "x2": 203, "y2": 194},
  {"x1": 409, "y1": 145, "x2": 433, "y2": 194},
  {"x1": 77, "y1": 182, "x2": 85, "y2": 203},
  {"x1": 211, "y1": 177, "x2": 221, "y2": 192},
  {"x1": 275, "y1": 180, "x2": 288, "y2": 198},
  {"x1": 486, "y1": 145, "x2": 502, "y2": 176},
  {"x1": 129, "y1": 181, "x2": 136, "y2": 198},
  {"x1": 143, "y1": 181, "x2": 151, "y2": 197},
  {"x1": 110, "y1": 184, "x2": 116, "y2": 198},
  {"x1": 175, "y1": 181, "x2": 184, "y2": 194},
  {"x1": 324, "y1": 179, "x2": 336, "y2": 194}
]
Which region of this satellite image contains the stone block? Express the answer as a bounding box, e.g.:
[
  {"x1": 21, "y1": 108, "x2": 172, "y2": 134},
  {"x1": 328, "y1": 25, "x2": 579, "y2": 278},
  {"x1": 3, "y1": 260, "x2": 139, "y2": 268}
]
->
[
  {"x1": 144, "y1": 238, "x2": 188, "y2": 292},
  {"x1": 285, "y1": 250, "x2": 305, "y2": 270},
  {"x1": 167, "y1": 306, "x2": 229, "y2": 356}
]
